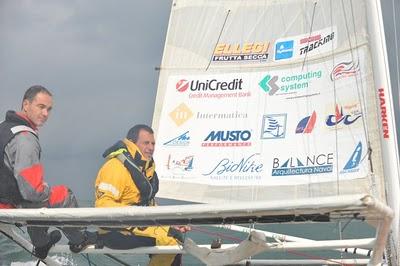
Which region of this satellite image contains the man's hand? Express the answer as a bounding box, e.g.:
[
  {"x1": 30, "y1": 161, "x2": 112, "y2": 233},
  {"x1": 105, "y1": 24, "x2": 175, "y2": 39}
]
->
[{"x1": 173, "y1": 225, "x2": 191, "y2": 233}]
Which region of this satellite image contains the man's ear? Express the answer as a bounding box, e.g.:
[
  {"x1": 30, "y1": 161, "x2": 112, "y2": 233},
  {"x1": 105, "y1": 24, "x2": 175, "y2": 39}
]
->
[{"x1": 22, "y1": 99, "x2": 29, "y2": 112}]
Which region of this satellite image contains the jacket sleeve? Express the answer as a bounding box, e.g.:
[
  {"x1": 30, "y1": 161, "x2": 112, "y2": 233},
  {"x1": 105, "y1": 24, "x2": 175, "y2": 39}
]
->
[
  {"x1": 7, "y1": 132, "x2": 50, "y2": 202},
  {"x1": 95, "y1": 159, "x2": 134, "y2": 207}
]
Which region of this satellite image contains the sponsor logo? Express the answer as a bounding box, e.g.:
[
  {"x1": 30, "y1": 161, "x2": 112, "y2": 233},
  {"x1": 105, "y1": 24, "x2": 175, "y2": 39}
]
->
[
  {"x1": 275, "y1": 40, "x2": 294, "y2": 60},
  {"x1": 259, "y1": 70, "x2": 322, "y2": 96},
  {"x1": 176, "y1": 78, "x2": 243, "y2": 92},
  {"x1": 213, "y1": 42, "x2": 270, "y2": 62},
  {"x1": 296, "y1": 111, "x2": 316, "y2": 134},
  {"x1": 169, "y1": 103, "x2": 193, "y2": 126},
  {"x1": 330, "y1": 61, "x2": 360, "y2": 80},
  {"x1": 203, "y1": 153, "x2": 263, "y2": 176},
  {"x1": 163, "y1": 131, "x2": 190, "y2": 146},
  {"x1": 196, "y1": 111, "x2": 248, "y2": 120},
  {"x1": 341, "y1": 142, "x2": 362, "y2": 173},
  {"x1": 326, "y1": 104, "x2": 362, "y2": 127},
  {"x1": 166, "y1": 154, "x2": 194, "y2": 172},
  {"x1": 272, "y1": 153, "x2": 334, "y2": 176},
  {"x1": 273, "y1": 27, "x2": 337, "y2": 62},
  {"x1": 259, "y1": 75, "x2": 279, "y2": 95},
  {"x1": 261, "y1": 114, "x2": 287, "y2": 139},
  {"x1": 176, "y1": 79, "x2": 190, "y2": 92},
  {"x1": 299, "y1": 31, "x2": 335, "y2": 55},
  {"x1": 202, "y1": 130, "x2": 251, "y2": 147},
  {"x1": 175, "y1": 78, "x2": 250, "y2": 99},
  {"x1": 378, "y1": 88, "x2": 389, "y2": 138}
]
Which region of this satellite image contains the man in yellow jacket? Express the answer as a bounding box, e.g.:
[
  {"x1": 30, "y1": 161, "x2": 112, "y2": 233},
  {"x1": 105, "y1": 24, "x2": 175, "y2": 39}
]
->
[{"x1": 95, "y1": 124, "x2": 188, "y2": 266}]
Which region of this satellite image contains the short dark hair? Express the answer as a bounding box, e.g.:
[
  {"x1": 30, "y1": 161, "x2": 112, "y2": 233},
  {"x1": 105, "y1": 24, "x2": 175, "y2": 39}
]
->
[
  {"x1": 127, "y1": 124, "x2": 154, "y2": 143},
  {"x1": 21, "y1": 85, "x2": 52, "y2": 108}
]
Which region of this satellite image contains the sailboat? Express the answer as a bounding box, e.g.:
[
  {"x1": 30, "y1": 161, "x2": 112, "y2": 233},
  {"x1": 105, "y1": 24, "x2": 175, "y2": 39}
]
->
[{"x1": 0, "y1": 0, "x2": 399, "y2": 265}]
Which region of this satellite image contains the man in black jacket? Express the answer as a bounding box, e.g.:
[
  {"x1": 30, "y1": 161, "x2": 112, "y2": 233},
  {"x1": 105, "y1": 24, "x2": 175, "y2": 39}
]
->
[{"x1": 0, "y1": 85, "x2": 96, "y2": 259}]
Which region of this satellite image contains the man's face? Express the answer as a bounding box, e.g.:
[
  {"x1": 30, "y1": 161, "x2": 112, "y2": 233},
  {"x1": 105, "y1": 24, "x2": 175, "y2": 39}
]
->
[
  {"x1": 22, "y1": 92, "x2": 53, "y2": 128},
  {"x1": 135, "y1": 129, "x2": 155, "y2": 160}
]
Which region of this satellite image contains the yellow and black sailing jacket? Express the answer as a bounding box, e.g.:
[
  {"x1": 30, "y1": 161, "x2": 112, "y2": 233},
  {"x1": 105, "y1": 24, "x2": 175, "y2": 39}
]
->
[{"x1": 95, "y1": 138, "x2": 159, "y2": 208}]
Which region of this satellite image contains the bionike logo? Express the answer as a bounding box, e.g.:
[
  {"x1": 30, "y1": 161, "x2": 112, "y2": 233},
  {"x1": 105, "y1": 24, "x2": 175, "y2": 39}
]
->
[
  {"x1": 169, "y1": 103, "x2": 193, "y2": 126},
  {"x1": 176, "y1": 79, "x2": 189, "y2": 92},
  {"x1": 259, "y1": 75, "x2": 279, "y2": 95}
]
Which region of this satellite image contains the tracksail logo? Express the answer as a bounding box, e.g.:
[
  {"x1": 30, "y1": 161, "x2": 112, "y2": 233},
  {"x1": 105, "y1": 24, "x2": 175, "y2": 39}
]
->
[
  {"x1": 163, "y1": 131, "x2": 190, "y2": 146},
  {"x1": 341, "y1": 142, "x2": 362, "y2": 173},
  {"x1": 272, "y1": 153, "x2": 334, "y2": 176}
]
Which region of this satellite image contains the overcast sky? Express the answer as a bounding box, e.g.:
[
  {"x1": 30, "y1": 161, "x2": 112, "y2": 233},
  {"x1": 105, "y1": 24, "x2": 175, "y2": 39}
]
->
[{"x1": 0, "y1": 1, "x2": 172, "y2": 201}]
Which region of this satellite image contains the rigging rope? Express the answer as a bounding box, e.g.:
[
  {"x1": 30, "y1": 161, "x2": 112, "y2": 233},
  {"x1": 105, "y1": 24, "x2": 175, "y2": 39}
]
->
[
  {"x1": 301, "y1": 1, "x2": 318, "y2": 71},
  {"x1": 206, "y1": 9, "x2": 231, "y2": 71}
]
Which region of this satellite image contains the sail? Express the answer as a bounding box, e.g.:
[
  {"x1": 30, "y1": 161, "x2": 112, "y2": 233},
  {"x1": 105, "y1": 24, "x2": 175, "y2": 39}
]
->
[
  {"x1": 153, "y1": 0, "x2": 389, "y2": 203},
  {"x1": 152, "y1": 0, "x2": 399, "y2": 262}
]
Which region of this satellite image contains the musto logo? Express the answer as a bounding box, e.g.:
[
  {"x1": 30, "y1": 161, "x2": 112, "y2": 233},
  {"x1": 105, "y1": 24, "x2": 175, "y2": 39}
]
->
[
  {"x1": 202, "y1": 130, "x2": 251, "y2": 147},
  {"x1": 259, "y1": 70, "x2": 322, "y2": 96},
  {"x1": 203, "y1": 153, "x2": 263, "y2": 176},
  {"x1": 272, "y1": 153, "x2": 333, "y2": 176},
  {"x1": 176, "y1": 78, "x2": 250, "y2": 99}
]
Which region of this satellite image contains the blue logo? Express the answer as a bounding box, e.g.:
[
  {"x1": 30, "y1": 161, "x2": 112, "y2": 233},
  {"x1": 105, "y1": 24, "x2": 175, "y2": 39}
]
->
[
  {"x1": 275, "y1": 40, "x2": 294, "y2": 60},
  {"x1": 202, "y1": 130, "x2": 251, "y2": 147},
  {"x1": 326, "y1": 105, "x2": 362, "y2": 127},
  {"x1": 272, "y1": 153, "x2": 334, "y2": 176},
  {"x1": 341, "y1": 142, "x2": 362, "y2": 173},
  {"x1": 163, "y1": 131, "x2": 190, "y2": 146},
  {"x1": 203, "y1": 153, "x2": 263, "y2": 176},
  {"x1": 261, "y1": 114, "x2": 287, "y2": 139}
]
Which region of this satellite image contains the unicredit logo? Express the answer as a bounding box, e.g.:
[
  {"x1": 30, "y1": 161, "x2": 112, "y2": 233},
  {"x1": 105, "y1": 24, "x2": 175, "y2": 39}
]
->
[
  {"x1": 176, "y1": 78, "x2": 243, "y2": 92},
  {"x1": 176, "y1": 79, "x2": 190, "y2": 92}
]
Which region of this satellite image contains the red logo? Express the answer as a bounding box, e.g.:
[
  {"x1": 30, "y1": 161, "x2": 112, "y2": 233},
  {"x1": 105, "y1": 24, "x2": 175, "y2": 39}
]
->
[
  {"x1": 378, "y1": 88, "x2": 389, "y2": 139},
  {"x1": 176, "y1": 79, "x2": 190, "y2": 92}
]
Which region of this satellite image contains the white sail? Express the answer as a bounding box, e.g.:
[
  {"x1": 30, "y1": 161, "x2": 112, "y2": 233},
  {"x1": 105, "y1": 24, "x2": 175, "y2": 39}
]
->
[{"x1": 152, "y1": 0, "x2": 399, "y2": 264}]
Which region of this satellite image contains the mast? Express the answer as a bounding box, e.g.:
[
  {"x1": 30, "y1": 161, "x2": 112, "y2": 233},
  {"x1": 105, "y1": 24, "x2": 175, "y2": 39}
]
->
[{"x1": 366, "y1": 0, "x2": 400, "y2": 264}]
